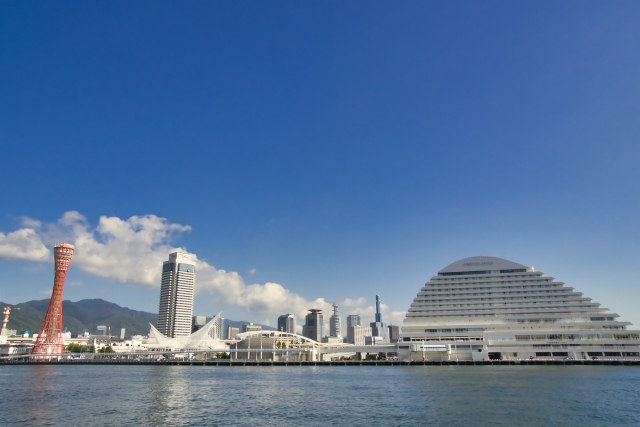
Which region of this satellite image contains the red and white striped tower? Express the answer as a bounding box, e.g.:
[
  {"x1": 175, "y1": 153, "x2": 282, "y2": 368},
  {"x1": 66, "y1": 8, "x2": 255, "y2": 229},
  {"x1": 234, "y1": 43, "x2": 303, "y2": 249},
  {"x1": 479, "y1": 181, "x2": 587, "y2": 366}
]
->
[
  {"x1": 31, "y1": 243, "x2": 74, "y2": 357},
  {"x1": 1, "y1": 306, "x2": 10, "y2": 335}
]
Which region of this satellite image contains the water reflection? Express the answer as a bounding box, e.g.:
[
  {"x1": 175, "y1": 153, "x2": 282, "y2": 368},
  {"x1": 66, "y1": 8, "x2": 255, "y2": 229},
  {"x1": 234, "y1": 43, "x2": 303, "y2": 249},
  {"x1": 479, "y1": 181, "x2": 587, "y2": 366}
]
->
[
  {"x1": 143, "y1": 367, "x2": 196, "y2": 425},
  {"x1": 22, "y1": 365, "x2": 59, "y2": 425}
]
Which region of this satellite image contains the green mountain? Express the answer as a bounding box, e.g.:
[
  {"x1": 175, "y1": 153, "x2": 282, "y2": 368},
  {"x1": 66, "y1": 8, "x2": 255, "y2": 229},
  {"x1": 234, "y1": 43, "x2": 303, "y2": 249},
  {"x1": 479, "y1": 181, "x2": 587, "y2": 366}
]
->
[
  {"x1": 0, "y1": 299, "x2": 157, "y2": 338},
  {"x1": 0, "y1": 298, "x2": 275, "y2": 338}
]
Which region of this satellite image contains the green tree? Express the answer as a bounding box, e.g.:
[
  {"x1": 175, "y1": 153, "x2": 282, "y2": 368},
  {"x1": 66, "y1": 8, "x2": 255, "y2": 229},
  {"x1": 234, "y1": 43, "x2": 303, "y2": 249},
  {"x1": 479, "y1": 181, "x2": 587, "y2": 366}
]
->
[
  {"x1": 97, "y1": 345, "x2": 115, "y2": 353},
  {"x1": 65, "y1": 343, "x2": 95, "y2": 353}
]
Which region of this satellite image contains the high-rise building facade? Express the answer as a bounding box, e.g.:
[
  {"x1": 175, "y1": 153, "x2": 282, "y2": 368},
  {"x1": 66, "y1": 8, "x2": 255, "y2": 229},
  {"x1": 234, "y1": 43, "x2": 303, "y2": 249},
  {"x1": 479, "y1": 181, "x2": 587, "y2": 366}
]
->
[
  {"x1": 157, "y1": 252, "x2": 196, "y2": 338},
  {"x1": 347, "y1": 314, "x2": 361, "y2": 329},
  {"x1": 388, "y1": 325, "x2": 400, "y2": 343},
  {"x1": 192, "y1": 315, "x2": 207, "y2": 333},
  {"x1": 227, "y1": 326, "x2": 239, "y2": 340},
  {"x1": 241, "y1": 323, "x2": 262, "y2": 333},
  {"x1": 346, "y1": 314, "x2": 361, "y2": 344},
  {"x1": 278, "y1": 314, "x2": 296, "y2": 334},
  {"x1": 302, "y1": 309, "x2": 324, "y2": 342},
  {"x1": 220, "y1": 317, "x2": 225, "y2": 339},
  {"x1": 370, "y1": 295, "x2": 387, "y2": 342},
  {"x1": 352, "y1": 326, "x2": 373, "y2": 346},
  {"x1": 329, "y1": 302, "x2": 341, "y2": 337}
]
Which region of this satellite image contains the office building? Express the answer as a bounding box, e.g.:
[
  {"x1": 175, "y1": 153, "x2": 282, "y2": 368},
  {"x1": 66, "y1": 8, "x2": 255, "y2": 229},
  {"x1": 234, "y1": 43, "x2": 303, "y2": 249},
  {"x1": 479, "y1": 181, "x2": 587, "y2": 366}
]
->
[
  {"x1": 369, "y1": 295, "x2": 387, "y2": 342},
  {"x1": 192, "y1": 316, "x2": 207, "y2": 333},
  {"x1": 227, "y1": 326, "x2": 239, "y2": 340},
  {"x1": 365, "y1": 336, "x2": 386, "y2": 345},
  {"x1": 278, "y1": 314, "x2": 296, "y2": 334},
  {"x1": 399, "y1": 256, "x2": 640, "y2": 361},
  {"x1": 346, "y1": 314, "x2": 361, "y2": 344},
  {"x1": 220, "y1": 317, "x2": 226, "y2": 339},
  {"x1": 388, "y1": 325, "x2": 399, "y2": 343},
  {"x1": 96, "y1": 325, "x2": 107, "y2": 336},
  {"x1": 119, "y1": 328, "x2": 126, "y2": 340},
  {"x1": 302, "y1": 309, "x2": 324, "y2": 342},
  {"x1": 241, "y1": 323, "x2": 262, "y2": 333},
  {"x1": 329, "y1": 302, "x2": 341, "y2": 337},
  {"x1": 157, "y1": 252, "x2": 196, "y2": 338},
  {"x1": 352, "y1": 326, "x2": 372, "y2": 346},
  {"x1": 347, "y1": 315, "x2": 361, "y2": 329}
]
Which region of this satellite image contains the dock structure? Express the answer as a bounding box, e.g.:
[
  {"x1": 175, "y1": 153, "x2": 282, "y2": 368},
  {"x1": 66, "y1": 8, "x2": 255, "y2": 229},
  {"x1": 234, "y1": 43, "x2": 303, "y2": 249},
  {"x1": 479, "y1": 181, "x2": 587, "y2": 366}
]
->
[{"x1": 2, "y1": 359, "x2": 640, "y2": 366}]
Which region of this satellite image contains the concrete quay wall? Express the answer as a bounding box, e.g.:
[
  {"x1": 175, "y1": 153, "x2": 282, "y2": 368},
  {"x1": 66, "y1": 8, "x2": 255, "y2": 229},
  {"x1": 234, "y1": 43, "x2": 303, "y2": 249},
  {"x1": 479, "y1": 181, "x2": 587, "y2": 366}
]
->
[{"x1": 2, "y1": 359, "x2": 640, "y2": 367}]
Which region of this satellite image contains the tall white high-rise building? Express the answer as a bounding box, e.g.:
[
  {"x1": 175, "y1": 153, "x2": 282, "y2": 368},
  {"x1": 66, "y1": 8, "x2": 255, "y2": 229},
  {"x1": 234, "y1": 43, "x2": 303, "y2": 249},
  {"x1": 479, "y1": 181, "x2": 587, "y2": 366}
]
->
[{"x1": 157, "y1": 252, "x2": 196, "y2": 338}]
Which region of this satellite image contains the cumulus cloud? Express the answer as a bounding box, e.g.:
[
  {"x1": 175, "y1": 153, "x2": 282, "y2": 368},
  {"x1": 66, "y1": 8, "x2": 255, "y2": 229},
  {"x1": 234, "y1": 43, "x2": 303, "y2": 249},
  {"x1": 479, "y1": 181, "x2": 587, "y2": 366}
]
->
[
  {"x1": 40, "y1": 211, "x2": 190, "y2": 285},
  {"x1": 0, "y1": 211, "x2": 406, "y2": 327},
  {"x1": 20, "y1": 217, "x2": 42, "y2": 228},
  {"x1": 0, "y1": 228, "x2": 50, "y2": 261}
]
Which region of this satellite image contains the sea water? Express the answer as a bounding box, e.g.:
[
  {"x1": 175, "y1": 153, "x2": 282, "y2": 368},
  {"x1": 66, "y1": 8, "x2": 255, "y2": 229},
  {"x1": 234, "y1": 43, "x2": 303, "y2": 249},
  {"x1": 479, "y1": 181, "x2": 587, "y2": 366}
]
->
[{"x1": 1, "y1": 365, "x2": 639, "y2": 426}]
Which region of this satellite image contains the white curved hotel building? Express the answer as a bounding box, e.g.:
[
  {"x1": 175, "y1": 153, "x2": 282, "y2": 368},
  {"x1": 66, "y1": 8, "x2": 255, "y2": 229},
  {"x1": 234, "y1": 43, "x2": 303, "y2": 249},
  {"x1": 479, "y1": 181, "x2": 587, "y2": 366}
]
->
[{"x1": 399, "y1": 256, "x2": 640, "y2": 361}]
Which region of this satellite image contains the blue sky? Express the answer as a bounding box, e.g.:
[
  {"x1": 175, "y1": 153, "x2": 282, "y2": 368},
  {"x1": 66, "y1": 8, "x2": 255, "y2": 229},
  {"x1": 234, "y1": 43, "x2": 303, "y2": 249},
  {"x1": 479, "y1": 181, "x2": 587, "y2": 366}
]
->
[{"x1": 1, "y1": 2, "x2": 639, "y2": 327}]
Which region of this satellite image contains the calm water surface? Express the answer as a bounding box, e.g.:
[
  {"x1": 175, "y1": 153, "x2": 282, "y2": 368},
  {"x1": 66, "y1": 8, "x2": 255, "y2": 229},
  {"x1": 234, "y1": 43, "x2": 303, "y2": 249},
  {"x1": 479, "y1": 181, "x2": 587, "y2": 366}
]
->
[{"x1": 1, "y1": 365, "x2": 639, "y2": 426}]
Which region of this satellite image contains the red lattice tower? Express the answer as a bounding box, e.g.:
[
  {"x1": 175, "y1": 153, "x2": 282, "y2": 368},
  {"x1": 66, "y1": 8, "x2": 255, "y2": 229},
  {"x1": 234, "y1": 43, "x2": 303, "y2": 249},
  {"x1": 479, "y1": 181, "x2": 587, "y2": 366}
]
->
[{"x1": 31, "y1": 243, "x2": 74, "y2": 357}]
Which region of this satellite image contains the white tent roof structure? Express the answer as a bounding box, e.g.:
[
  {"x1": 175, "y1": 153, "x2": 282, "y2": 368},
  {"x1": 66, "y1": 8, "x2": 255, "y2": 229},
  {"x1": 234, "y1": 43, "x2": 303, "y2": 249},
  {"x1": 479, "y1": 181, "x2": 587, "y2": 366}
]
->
[{"x1": 147, "y1": 313, "x2": 226, "y2": 350}]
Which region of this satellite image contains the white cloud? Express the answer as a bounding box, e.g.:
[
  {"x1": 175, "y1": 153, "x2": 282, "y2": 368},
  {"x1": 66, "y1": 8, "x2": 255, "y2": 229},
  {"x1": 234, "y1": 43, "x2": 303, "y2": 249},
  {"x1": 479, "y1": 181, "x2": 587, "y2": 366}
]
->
[
  {"x1": 39, "y1": 289, "x2": 52, "y2": 297},
  {"x1": 249, "y1": 268, "x2": 256, "y2": 275},
  {"x1": 341, "y1": 297, "x2": 368, "y2": 307},
  {"x1": 0, "y1": 228, "x2": 50, "y2": 261},
  {"x1": 0, "y1": 211, "x2": 406, "y2": 327},
  {"x1": 20, "y1": 217, "x2": 42, "y2": 228},
  {"x1": 41, "y1": 211, "x2": 190, "y2": 285}
]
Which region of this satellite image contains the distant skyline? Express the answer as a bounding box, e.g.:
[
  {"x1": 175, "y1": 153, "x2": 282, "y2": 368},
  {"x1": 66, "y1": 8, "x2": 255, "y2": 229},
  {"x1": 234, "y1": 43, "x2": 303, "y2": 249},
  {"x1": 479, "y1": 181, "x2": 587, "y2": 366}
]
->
[{"x1": 1, "y1": 2, "x2": 639, "y2": 327}]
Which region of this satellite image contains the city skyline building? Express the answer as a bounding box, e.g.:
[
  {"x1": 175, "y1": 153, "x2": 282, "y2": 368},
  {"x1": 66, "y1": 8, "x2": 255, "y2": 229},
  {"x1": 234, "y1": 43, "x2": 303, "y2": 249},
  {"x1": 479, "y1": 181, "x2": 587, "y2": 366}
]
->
[
  {"x1": 370, "y1": 294, "x2": 387, "y2": 342},
  {"x1": 346, "y1": 315, "x2": 361, "y2": 329},
  {"x1": 398, "y1": 256, "x2": 640, "y2": 361},
  {"x1": 241, "y1": 323, "x2": 262, "y2": 333},
  {"x1": 346, "y1": 314, "x2": 361, "y2": 344},
  {"x1": 329, "y1": 302, "x2": 341, "y2": 337},
  {"x1": 192, "y1": 316, "x2": 207, "y2": 333},
  {"x1": 352, "y1": 325, "x2": 372, "y2": 346},
  {"x1": 277, "y1": 313, "x2": 296, "y2": 334},
  {"x1": 388, "y1": 325, "x2": 399, "y2": 343},
  {"x1": 157, "y1": 252, "x2": 196, "y2": 338},
  {"x1": 220, "y1": 317, "x2": 226, "y2": 339},
  {"x1": 302, "y1": 309, "x2": 324, "y2": 342},
  {"x1": 226, "y1": 326, "x2": 239, "y2": 340}
]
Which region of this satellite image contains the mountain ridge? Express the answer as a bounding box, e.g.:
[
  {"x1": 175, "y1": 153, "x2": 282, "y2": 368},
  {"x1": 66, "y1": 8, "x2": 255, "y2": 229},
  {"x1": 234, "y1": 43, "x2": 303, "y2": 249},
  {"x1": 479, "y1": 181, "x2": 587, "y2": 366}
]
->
[{"x1": 0, "y1": 298, "x2": 274, "y2": 338}]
